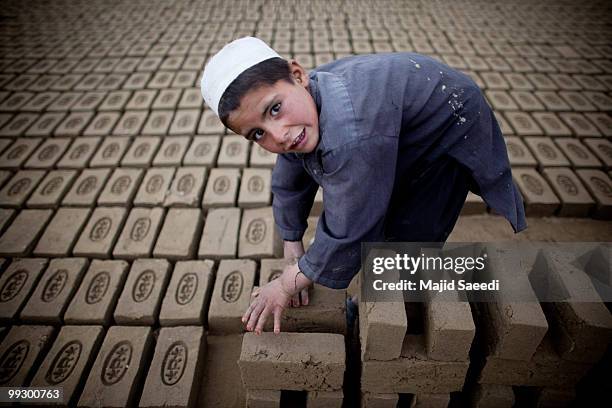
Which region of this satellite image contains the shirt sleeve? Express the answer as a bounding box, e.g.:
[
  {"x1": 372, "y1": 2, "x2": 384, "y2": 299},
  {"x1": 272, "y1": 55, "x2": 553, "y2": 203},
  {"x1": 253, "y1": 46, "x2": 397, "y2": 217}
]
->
[
  {"x1": 271, "y1": 152, "x2": 319, "y2": 241},
  {"x1": 298, "y1": 135, "x2": 398, "y2": 289}
]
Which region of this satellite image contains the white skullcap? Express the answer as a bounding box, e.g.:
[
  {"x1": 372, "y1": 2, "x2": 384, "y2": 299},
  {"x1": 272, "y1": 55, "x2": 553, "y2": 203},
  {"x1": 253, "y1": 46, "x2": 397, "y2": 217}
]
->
[{"x1": 200, "y1": 36, "x2": 281, "y2": 117}]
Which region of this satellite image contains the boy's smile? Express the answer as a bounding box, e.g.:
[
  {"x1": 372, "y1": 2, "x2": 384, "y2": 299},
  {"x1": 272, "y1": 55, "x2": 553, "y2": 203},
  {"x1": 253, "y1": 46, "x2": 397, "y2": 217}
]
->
[{"x1": 227, "y1": 60, "x2": 320, "y2": 155}]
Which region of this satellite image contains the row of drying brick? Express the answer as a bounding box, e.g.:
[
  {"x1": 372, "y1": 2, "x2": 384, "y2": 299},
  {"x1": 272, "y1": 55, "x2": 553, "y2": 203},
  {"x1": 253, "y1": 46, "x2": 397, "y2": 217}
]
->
[
  {"x1": 504, "y1": 136, "x2": 611, "y2": 168},
  {"x1": 485, "y1": 91, "x2": 612, "y2": 116},
  {"x1": 0, "y1": 165, "x2": 274, "y2": 209},
  {"x1": 495, "y1": 110, "x2": 611, "y2": 138},
  {"x1": 0, "y1": 205, "x2": 286, "y2": 259},
  {"x1": 0, "y1": 133, "x2": 276, "y2": 170},
  {"x1": 0, "y1": 256, "x2": 346, "y2": 334}
]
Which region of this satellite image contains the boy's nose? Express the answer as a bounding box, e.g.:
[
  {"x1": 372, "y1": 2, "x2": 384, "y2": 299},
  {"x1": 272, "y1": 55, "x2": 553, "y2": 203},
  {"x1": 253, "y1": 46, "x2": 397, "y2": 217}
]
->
[{"x1": 270, "y1": 125, "x2": 290, "y2": 146}]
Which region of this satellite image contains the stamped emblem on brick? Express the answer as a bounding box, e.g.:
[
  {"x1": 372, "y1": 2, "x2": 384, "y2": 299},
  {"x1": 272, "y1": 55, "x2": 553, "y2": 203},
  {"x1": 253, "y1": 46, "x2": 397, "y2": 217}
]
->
[
  {"x1": 247, "y1": 176, "x2": 264, "y2": 193},
  {"x1": 77, "y1": 176, "x2": 97, "y2": 195},
  {"x1": 130, "y1": 217, "x2": 151, "y2": 241},
  {"x1": 506, "y1": 142, "x2": 525, "y2": 158},
  {"x1": 213, "y1": 176, "x2": 229, "y2": 194},
  {"x1": 133, "y1": 143, "x2": 150, "y2": 158},
  {"x1": 66, "y1": 117, "x2": 83, "y2": 129},
  {"x1": 222, "y1": 271, "x2": 243, "y2": 303},
  {"x1": 8, "y1": 178, "x2": 31, "y2": 196},
  {"x1": 590, "y1": 176, "x2": 612, "y2": 197},
  {"x1": 38, "y1": 144, "x2": 59, "y2": 161},
  {"x1": 41, "y1": 269, "x2": 68, "y2": 302},
  {"x1": 521, "y1": 174, "x2": 544, "y2": 195},
  {"x1": 557, "y1": 175, "x2": 578, "y2": 195},
  {"x1": 90, "y1": 217, "x2": 112, "y2": 241},
  {"x1": 102, "y1": 142, "x2": 120, "y2": 159},
  {"x1": 41, "y1": 176, "x2": 64, "y2": 196},
  {"x1": 246, "y1": 219, "x2": 266, "y2": 244},
  {"x1": 226, "y1": 142, "x2": 241, "y2": 157},
  {"x1": 132, "y1": 270, "x2": 156, "y2": 302},
  {"x1": 567, "y1": 143, "x2": 588, "y2": 159},
  {"x1": 194, "y1": 142, "x2": 210, "y2": 157},
  {"x1": 176, "y1": 174, "x2": 194, "y2": 195},
  {"x1": 10, "y1": 118, "x2": 29, "y2": 130},
  {"x1": 0, "y1": 270, "x2": 28, "y2": 302},
  {"x1": 86, "y1": 271, "x2": 110, "y2": 304},
  {"x1": 146, "y1": 175, "x2": 164, "y2": 194},
  {"x1": 94, "y1": 117, "x2": 110, "y2": 130},
  {"x1": 111, "y1": 175, "x2": 132, "y2": 195},
  {"x1": 0, "y1": 340, "x2": 29, "y2": 384},
  {"x1": 101, "y1": 341, "x2": 132, "y2": 385},
  {"x1": 46, "y1": 340, "x2": 82, "y2": 385},
  {"x1": 164, "y1": 142, "x2": 180, "y2": 158},
  {"x1": 7, "y1": 144, "x2": 27, "y2": 160},
  {"x1": 175, "y1": 273, "x2": 197, "y2": 305},
  {"x1": 161, "y1": 341, "x2": 187, "y2": 385},
  {"x1": 537, "y1": 143, "x2": 557, "y2": 159},
  {"x1": 70, "y1": 143, "x2": 90, "y2": 160}
]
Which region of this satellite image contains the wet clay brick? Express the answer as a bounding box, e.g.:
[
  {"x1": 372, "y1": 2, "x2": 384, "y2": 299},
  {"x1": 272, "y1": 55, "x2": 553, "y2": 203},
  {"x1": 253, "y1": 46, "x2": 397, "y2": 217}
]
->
[
  {"x1": 113, "y1": 207, "x2": 165, "y2": 259},
  {"x1": 112, "y1": 110, "x2": 147, "y2": 136},
  {"x1": 30, "y1": 325, "x2": 105, "y2": 406},
  {"x1": 512, "y1": 168, "x2": 560, "y2": 216},
  {"x1": 153, "y1": 135, "x2": 190, "y2": 166},
  {"x1": 308, "y1": 390, "x2": 343, "y2": 408},
  {"x1": 198, "y1": 207, "x2": 241, "y2": 259},
  {"x1": 0, "y1": 209, "x2": 52, "y2": 256},
  {"x1": 541, "y1": 167, "x2": 595, "y2": 217},
  {"x1": 0, "y1": 325, "x2": 55, "y2": 386},
  {"x1": 139, "y1": 326, "x2": 206, "y2": 408},
  {"x1": 25, "y1": 138, "x2": 71, "y2": 169},
  {"x1": 249, "y1": 144, "x2": 277, "y2": 168},
  {"x1": 153, "y1": 208, "x2": 203, "y2": 260},
  {"x1": 208, "y1": 259, "x2": 256, "y2": 334},
  {"x1": 217, "y1": 136, "x2": 250, "y2": 167},
  {"x1": 34, "y1": 207, "x2": 91, "y2": 256},
  {"x1": 0, "y1": 169, "x2": 46, "y2": 208},
  {"x1": 97, "y1": 168, "x2": 144, "y2": 206},
  {"x1": 202, "y1": 168, "x2": 240, "y2": 208},
  {"x1": 164, "y1": 166, "x2": 207, "y2": 207},
  {"x1": 239, "y1": 332, "x2": 345, "y2": 391},
  {"x1": 27, "y1": 169, "x2": 78, "y2": 208},
  {"x1": 361, "y1": 335, "x2": 469, "y2": 394},
  {"x1": 78, "y1": 326, "x2": 153, "y2": 408},
  {"x1": 198, "y1": 110, "x2": 226, "y2": 134},
  {"x1": 0, "y1": 258, "x2": 47, "y2": 322},
  {"x1": 159, "y1": 260, "x2": 214, "y2": 326},
  {"x1": 424, "y1": 298, "x2": 475, "y2": 362},
  {"x1": 62, "y1": 168, "x2": 112, "y2": 207},
  {"x1": 134, "y1": 167, "x2": 175, "y2": 206},
  {"x1": 238, "y1": 168, "x2": 272, "y2": 208},
  {"x1": 554, "y1": 138, "x2": 602, "y2": 168},
  {"x1": 246, "y1": 389, "x2": 280, "y2": 408},
  {"x1": 238, "y1": 207, "x2": 283, "y2": 259},
  {"x1": 532, "y1": 112, "x2": 572, "y2": 137},
  {"x1": 83, "y1": 112, "x2": 121, "y2": 137},
  {"x1": 121, "y1": 136, "x2": 161, "y2": 167},
  {"x1": 183, "y1": 135, "x2": 221, "y2": 167},
  {"x1": 114, "y1": 258, "x2": 170, "y2": 325},
  {"x1": 575, "y1": 169, "x2": 612, "y2": 219},
  {"x1": 63, "y1": 259, "x2": 129, "y2": 324},
  {"x1": 89, "y1": 137, "x2": 131, "y2": 168},
  {"x1": 20, "y1": 257, "x2": 88, "y2": 324},
  {"x1": 0, "y1": 138, "x2": 42, "y2": 169},
  {"x1": 524, "y1": 137, "x2": 570, "y2": 167},
  {"x1": 583, "y1": 137, "x2": 612, "y2": 168},
  {"x1": 56, "y1": 136, "x2": 101, "y2": 169},
  {"x1": 73, "y1": 207, "x2": 127, "y2": 258},
  {"x1": 360, "y1": 392, "x2": 398, "y2": 408}
]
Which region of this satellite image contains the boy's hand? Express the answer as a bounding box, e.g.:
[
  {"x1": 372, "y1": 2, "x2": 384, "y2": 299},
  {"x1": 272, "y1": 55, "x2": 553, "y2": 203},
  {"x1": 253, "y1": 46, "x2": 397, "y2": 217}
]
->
[{"x1": 283, "y1": 240, "x2": 312, "y2": 308}]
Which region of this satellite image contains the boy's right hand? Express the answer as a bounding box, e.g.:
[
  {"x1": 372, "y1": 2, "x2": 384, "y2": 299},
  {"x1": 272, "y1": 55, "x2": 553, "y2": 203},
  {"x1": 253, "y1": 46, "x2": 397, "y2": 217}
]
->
[{"x1": 283, "y1": 240, "x2": 311, "y2": 307}]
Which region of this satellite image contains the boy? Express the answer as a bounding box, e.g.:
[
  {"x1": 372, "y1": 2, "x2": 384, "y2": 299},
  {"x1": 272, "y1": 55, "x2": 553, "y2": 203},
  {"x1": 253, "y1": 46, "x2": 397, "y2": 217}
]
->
[{"x1": 200, "y1": 37, "x2": 527, "y2": 335}]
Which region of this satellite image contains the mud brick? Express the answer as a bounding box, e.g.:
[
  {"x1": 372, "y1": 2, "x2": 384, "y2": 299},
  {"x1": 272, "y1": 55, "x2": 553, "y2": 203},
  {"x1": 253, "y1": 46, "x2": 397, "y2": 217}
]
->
[
  {"x1": 125, "y1": 89, "x2": 157, "y2": 110},
  {"x1": 97, "y1": 168, "x2": 144, "y2": 206},
  {"x1": 574, "y1": 75, "x2": 607, "y2": 91},
  {"x1": 29, "y1": 325, "x2": 104, "y2": 406},
  {"x1": 531, "y1": 112, "x2": 572, "y2": 136},
  {"x1": 239, "y1": 332, "x2": 345, "y2": 391},
  {"x1": 503, "y1": 73, "x2": 534, "y2": 90},
  {"x1": 463, "y1": 56, "x2": 490, "y2": 72},
  {"x1": 198, "y1": 334, "x2": 246, "y2": 406},
  {"x1": 62, "y1": 168, "x2": 111, "y2": 206},
  {"x1": 172, "y1": 71, "x2": 197, "y2": 88},
  {"x1": 249, "y1": 143, "x2": 278, "y2": 168},
  {"x1": 0, "y1": 258, "x2": 47, "y2": 321},
  {"x1": 558, "y1": 91, "x2": 596, "y2": 112},
  {"x1": 53, "y1": 111, "x2": 94, "y2": 137},
  {"x1": 208, "y1": 259, "x2": 256, "y2": 334},
  {"x1": 34, "y1": 208, "x2": 91, "y2": 256},
  {"x1": 218, "y1": 136, "x2": 250, "y2": 167},
  {"x1": 113, "y1": 207, "x2": 164, "y2": 259},
  {"x1": 584, "y1": 91, "x2": 612, "y2": 111},
  {"x1": 134, "y1": 167, "x2": 175, "y2": 206},
  {"x1": 153, "y1": 208, "x2": 203, "y2": 260},
  {"x1": 0, "y1": 138, "x2": 42, "y2": 169},
  {"x1": 153, "y1": 135, "x2": 190, "y2": 166},
  {"x1": 544, "y1": 167, "x2": 595, "y2": 217},
  {"x1": 246, "y1": 389, "x2": 280, "y2": 407},
  {"x1": 89, "y1": 136, "x2": 131, "y2": 167},
  {"x1": 512, "y1": 167, "x2": 560, "y2": 216},
  {"x1": 73, "y1": 207, "x2": 127, "y2": 258},
  {"x1": 159, "y1": 260, "x2": 214, "y2": 326},
  {"x1": 424, "y1": 295, "x2": 475, "y2": 361},
  {"x1": 83, "y1": 111, "x2": 121, "y2": 136},
  {"x1": 24, "y1": 112, "x2": 66, "y2": 137},
  {"x1": 0, "y1": 170, "x2": 45, "y2": 207},
  {"x1": 524, "y1": 137, "x2": 570, "y2": 167},
  {"x1": 137, "y1": 57, "x2": 163, "y2": 72},
  {"x1": 122, "y1": 72, "x2": 152, "y2": 89},
  {"x1": 537, "y1": 248, "x2": 612, "y2": 362},
  {"x1": 0, "y1": 113, "x2": 39, "y2": 137},
  {"x1": 140, "y1": 110, "x2": 173, "y2": 136},
  {"x1": 49, "y1": 74, "x2": 84, "y2": 92},
  {"x1": 239, "y1": 207, "x2": 282, "y2": 259},
  {"x1": 63, "y1": 259, "x2": 128, "y2": 324},
  {"x1": 164, "y1": 166, "x2": 207, "y2": 207},
  {"x1": 583, "y1": 138, "x2": 612, "y2": 167},
  {"x1": 0, "y1": 325, "x2": 54, "y2": 386},
  {"x1": 198, "y1": 110, "x2": 226, "y2": 134},
  {"x1": 198, "y1": 207, "x2": 240, "y2": 259},
  {"x1": 27, "y1": 169, "x2": 77, "y2": 208},
  {"x1": 468, "y1": 384, "x2": 514, "y2": 408},
  {"x1": 184, "y1": 135, "x2": 221, "y2": 166},
  {"x1": 121, "y1": 136, "x2": 161, "y2": 167},
  {"x1": 481, "y1": 72, "x2": 510, "y2": 90},
  {"x1": 78, "y1": 326, "x2": 152, "y2": 407},
  {"x1": 179, "y1": 88, "x2": 204, "y2": 109},
  {"x1": 112, "y1": 110, "x2": 147, "y2": 136},
  {"x1": 577, "y1": 169, "x2": 612, "y2": 218},
  {"x1": 71, "y1": 91, "x2": 106, "y2": 111},
  {"x1": 169, "y1": 109, "x2": 200, "y2": 135},
  {"x1": 585, "y1": 112, "x2": 612, "y2": 137},
  {"x1": 558, "y1": 113, "x2": 601, "y2": 137},
  {"x1": 148, "y1": 71, "x2": 176, "y2": 89},
  {"x1": 510, "y1": 91, "x2": 545, "y2": 111},
  {"x1": 485, "y1": 91, "x2": 518, "y2": 111},
  {"x1": 555, "y1": 138, "x2": 602, "y2": 168},
  {"x1": 238, "y1": 168, "x2": 272, "y2": 208},
  {"x1": 153, "y1": 89, "x2": 182, "y2": 110},
  {"x1": 99, "y1": 90, "x2": 131, "y2": 111},
  {"x1": 0, "y1": 91, "x2": 34, "y2": 111},
  {"x1": 0, "y1": 209, "x2": 15, "y2": 234},
  {"x1": 307, "y1": 390, "x2": 343, "y2": 408},
  {"x1": 549, "y1": 74, "x2": 581, "y2": 91},
  {"x1": 25, "y1": 138, "x2": 71, "y2": 169},
  {"x1": 99, "y1": 74, "x2": 126, "y2": 91},
  {"x1": 114, "y1": 258, "x2": 170, "y2": 325},
  {"x1": 504, "y1": 111, "x2": 543, "y2": 136},
  {"x1": 20, "y1": 258, "x2": 88, "y2": 323},
  {"x1": 21, "y1": 91, "x2": 60, "y2": 112},
  {"x1": 361, "y1": 392, "x2": 398, "y2": 408},
  {"x1": 202, "y1": 168, "x2": 240, "y2": 208},
  {"x1": 0, "y1": 208, "x2": 51, "y2": 252},
  {"x1": 532, "y1": 92, "x2": 567, "y2": 112}
]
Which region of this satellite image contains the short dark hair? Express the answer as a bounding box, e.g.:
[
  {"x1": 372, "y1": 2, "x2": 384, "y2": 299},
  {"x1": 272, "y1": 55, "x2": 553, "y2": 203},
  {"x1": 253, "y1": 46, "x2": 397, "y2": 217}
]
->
[{"x1": 218, "y1": 57, "x2": 293, "y2": 132}]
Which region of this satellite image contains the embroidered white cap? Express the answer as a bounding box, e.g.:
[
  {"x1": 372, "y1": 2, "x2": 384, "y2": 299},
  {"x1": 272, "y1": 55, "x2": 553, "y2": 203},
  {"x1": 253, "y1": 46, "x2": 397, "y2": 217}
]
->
[{"x1": 200, "y1": 36, "x2": 281, "y2": 117}]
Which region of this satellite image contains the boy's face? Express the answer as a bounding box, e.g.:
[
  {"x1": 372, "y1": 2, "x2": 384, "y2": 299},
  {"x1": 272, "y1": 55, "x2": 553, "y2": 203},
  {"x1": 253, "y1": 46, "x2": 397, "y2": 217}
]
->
[{"x1": 227, "y1": 60, "x2": 320, "y2": 154}]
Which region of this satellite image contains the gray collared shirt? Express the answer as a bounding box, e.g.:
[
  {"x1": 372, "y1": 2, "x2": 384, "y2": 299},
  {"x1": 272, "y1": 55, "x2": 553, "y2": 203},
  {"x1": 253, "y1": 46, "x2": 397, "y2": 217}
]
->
[{"x1": 272, "y1": 53, "x2": 527, "y2": 289}]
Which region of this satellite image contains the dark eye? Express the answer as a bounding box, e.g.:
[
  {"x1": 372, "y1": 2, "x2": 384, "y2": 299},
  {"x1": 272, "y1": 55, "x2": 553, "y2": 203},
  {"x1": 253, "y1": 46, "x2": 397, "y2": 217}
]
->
[
  {"x1": 251, "y1": 129, "x2": 264, "y2": 141},
  {"x1": 271, "y1": 103, "x2": 281, "y2": 116}
]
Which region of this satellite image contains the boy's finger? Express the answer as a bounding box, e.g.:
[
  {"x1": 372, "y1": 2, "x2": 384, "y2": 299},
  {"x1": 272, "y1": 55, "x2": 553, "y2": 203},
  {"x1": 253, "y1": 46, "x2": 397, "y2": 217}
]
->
[
  {"x1": 255, "y1": 306, "x2": 272, "y2": 335},
  {"x1": 246, "y1": 302, "x2": 265, "y2": 332},
  {"x1": 273, "y1": 307, "x2": 282, "y2": 334},
  {"x1": 242, "y1": 299, "x2": 257, "y2": 323},
  {"x1": 291, "y1": 293, "x2": 300, "y2": 307},
  {"x1": 300, "y1": 288, "x2": 309, "y2": 306}
]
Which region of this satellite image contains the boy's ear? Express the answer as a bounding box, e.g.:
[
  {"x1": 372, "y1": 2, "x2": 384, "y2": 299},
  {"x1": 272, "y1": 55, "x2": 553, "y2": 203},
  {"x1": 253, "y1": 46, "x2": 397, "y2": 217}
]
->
[{"x1": 288, "y1": 59, "x2": 308, "y2": 87}]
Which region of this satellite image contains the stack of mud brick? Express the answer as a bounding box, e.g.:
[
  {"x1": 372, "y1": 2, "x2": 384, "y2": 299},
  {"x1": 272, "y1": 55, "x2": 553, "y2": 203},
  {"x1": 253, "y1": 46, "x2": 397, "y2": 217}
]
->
[
  {"x1": 466, "y1": 245, "x2": 612, "y2": 407},
  {"x1": 359, "y1": 248, "x2": 476, "y2": 408}
]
